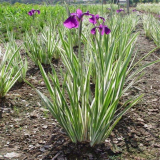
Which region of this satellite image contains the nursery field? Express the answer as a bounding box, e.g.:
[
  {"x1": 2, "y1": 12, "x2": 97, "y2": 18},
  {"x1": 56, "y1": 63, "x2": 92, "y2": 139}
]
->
[{"x1": 0, "y1": 3, "x2": 160, "y2": 160}]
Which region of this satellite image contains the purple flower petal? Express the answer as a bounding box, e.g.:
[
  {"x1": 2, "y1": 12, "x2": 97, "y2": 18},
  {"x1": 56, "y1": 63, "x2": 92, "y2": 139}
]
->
[
  {"x1": 91, "y1": 24, "x2": 111, "y2": 35},
  {"x1": 71, "y1": 13, "x2": 77, "y2": 16},
  {"x1": 89, "y1": 15, "x2": 97, "y2": 24},
  {"x1": 28, "y1": 11, "x2": 33, "y2": 16},
  {"x1": 116, "y1": 9, "x2": 125, "y2": 13},
  {"x1": 99, "y1": 16, "x2": 105, "y2": 23},
  {"x1": 83, "y1": 11, "x2": 90, "y2": 16},
  {"x1": 37, "y1": 10, "x2": 40, "y2": 14},
  {"x1": 104, "y1": 26, "x2": 111, "y2": 34},
  {"x1": 70, "y1": 10, "x2": 89, "y2": 21},
  {"x1": 95, "y1": 14, "x2": 99, "y2": 19},
  {"x1": 28, "y1": 9, "x2": 40, "y2": 16},
  {"x1": 91, "y1": 27, "x2": 96, "y2": 34},
  {"x1": 101, "y1": 28, "x2": 105, "y2": 35},
  {"x1": 31, "y1": 9, "x2": 35, "y2": 14},
  {"x1": 120, "y1": 8, "x2": 124, "y2": 11},
  {"x1": 64, "y1": 9, "x2": 90, "y2": 29},
  {"x1": 89, "y1": 14, "x2": 100, "y2": 24},
  {"x1": 63, "y1": 16, "x2": 79, "y2": 29},
  {"x1": 100, "y1": 25, "x2": 111, "y2": 35},
  {"x1": 89, "y1": 14, "x2": 105, "y2": 25},
  {"x1": 99, "y1": 24, "x2": 104, "y2": 35},
  {"x1": 76, "y1": 9, "x2": 83, "y2": 19}
]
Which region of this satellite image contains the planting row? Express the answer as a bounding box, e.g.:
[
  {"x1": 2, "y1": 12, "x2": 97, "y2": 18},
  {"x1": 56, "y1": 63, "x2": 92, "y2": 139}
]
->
[
  {"x1": 136, "y1": 2, "x2": 160, "y2": 14},
  {"x1": 143, "y1": 14, "x2": 160, "y2": 48}
]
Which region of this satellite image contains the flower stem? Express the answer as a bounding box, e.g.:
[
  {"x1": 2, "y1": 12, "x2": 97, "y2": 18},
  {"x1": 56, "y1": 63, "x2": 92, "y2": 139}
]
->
[{"x1": 78, "y1": 20, "x2": 83, "y2": 82}]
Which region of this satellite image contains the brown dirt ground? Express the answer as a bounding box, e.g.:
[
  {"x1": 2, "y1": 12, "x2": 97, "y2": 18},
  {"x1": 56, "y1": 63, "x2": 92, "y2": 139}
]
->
[{"x1": 0, "y1": 18, "x2": 160, "y2": 160}]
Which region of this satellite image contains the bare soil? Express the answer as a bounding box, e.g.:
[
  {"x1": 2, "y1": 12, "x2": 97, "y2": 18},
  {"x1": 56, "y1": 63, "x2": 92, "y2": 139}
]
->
[{"x1": 0, "y1": 20, "x2": 160, "y2": 160}]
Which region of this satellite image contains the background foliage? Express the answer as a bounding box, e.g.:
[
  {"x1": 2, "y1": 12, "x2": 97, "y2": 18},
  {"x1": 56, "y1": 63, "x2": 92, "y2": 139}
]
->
[{"x1": 0, "y1": 0, "x2": 159, "y2": 5}]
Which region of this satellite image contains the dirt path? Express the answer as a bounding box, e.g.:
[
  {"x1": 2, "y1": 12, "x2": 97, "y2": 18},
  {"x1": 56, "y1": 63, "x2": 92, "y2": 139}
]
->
[{"x1": 0, "y1": 19, "x2": 160, "y2": 160}]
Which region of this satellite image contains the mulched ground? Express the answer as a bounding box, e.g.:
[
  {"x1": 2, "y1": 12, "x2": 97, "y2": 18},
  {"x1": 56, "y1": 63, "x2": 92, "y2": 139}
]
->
[{"x1": 0, "y1": 13, "x2": 160, "y2": 160}]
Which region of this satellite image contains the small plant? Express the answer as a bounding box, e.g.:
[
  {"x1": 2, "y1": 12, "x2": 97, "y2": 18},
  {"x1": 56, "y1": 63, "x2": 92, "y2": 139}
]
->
[
  {"x1": 7, "y1": 32, "x2": 28, "y2": 83},
  {"x1": 35, "y1": 9, "x2": 153, "y2": 147},
  {"x1": 13, "y1": 106, "x2": 20, "y2": 116},
  {"x1": 142, "y1": 14, "x2": 160, "y2": 48},
  {"x1": 24, "y1": 25, "x2": 61, "y2": 65},
  {"x1": 116, "y1": 8, "x2": 125, "y2": 13},
  {"x1": 28, "y1": 9, "x2": 40, "y2": 19},
  {"x1": 142, "y1": 14, "x2": 153, "y2": 40},
  {"x1": 43, "y1": 109, "x2": 49, "y2": 119},
  {"x1": 136, "y1": 3, "x2": 160, "y2": 14},
  {"x1": 0, "y1": 44, "x2": 21, "y2": 98}
]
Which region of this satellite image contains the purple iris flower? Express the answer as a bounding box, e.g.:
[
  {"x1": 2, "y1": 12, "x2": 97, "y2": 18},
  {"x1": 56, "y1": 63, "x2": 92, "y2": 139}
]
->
[
  {"x1": 132, "y1": 9, "x2": 137, "y2": 12},
  {"x1": 91, "y1": 24, "x2": 111, "y2": 35},
  {"x1": 28, "y1": 9, "x2": 40, "y2": 16},
  {"x1": 116, "y1": 8, "x2": 125, "y2": 13},
  {"x1": 63, "y1": 9, "x2": 90, "y2": 29},
  {"x1": 89, "y1": 14, "x2": 105, "y2": 25},
  {"x1": 108, "y1": 8, "x2": 111, "y2": 10}
]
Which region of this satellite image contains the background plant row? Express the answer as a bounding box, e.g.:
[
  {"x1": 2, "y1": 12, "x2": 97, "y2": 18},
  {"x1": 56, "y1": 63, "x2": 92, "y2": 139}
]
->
[{"x1": 0, "y1": 3, "x2": 118, "y2": 42}]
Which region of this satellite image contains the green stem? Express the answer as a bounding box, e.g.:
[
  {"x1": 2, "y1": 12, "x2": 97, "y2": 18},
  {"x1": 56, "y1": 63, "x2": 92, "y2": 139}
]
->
[{"x1": 78, "y1": 20, "x2": 83, "y2": 84}]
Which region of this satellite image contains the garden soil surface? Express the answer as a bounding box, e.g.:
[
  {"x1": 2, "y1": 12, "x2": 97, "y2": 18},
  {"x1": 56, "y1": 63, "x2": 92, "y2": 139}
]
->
[{"x1": 0, "y1": 15, "x2": 160, "y2": 160}]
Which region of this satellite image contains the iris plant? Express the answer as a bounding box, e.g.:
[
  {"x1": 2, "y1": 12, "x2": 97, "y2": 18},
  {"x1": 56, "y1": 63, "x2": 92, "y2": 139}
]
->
[
  {"x1": 132, "y1": 9, "x2": 137, "y2": 12},
  {"x1": 136, "y1": 3, "x2": 160, "y2": 14},
  {"x1": 0, "y1": 44, "x2": 21, "y2": 98},
  {"x1": 116, "y1": 8, "x2": 125, "y2": 13},
  {"x1": 89, "y1": 14, "x2": 105, "y2": 25},
  {"x1": 91, "y1": 24, "x2": 111, "y2": 35},
  {"x1": 143, "y1": 14, "x2": 160, "y2": 47},
  {"x1": 24, "y1": 25, "x2": 60, "y2": 65},
  {"x1": 28, "y1": 9, "x2": 40, "y2": 16},
  {"x1": 35, "y1": 8, "x2": 160, "y2": 147},
  {"x1": 89, "y1": 14, "x2": 110, "y2": 35},
  {"x1": 36, "y1": 10, "x2": 156, "y2": 147},
  {"x1": 7, "y1": 32, "x2": 28, "y2": 83},
  {"x1": 64, "y1": 9, "x2": 111, "y2": 36},
  {"x1": 28, "y1": 9, "x2": 40, "y2": 19},
  {"x1": 63, "y1": 9, "x2": 90, "y2": 75},
  {"x1": 64, "y1": 9, "x2": 89, "y2": 29}
]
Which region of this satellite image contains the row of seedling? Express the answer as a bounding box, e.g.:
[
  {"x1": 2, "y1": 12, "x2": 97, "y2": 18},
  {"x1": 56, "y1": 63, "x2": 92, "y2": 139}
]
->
[{"x1": 142, "y1": 14, "x2": 160, "y2": 48}]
